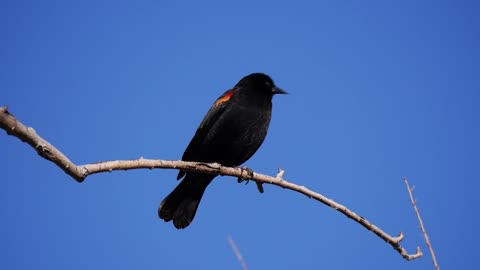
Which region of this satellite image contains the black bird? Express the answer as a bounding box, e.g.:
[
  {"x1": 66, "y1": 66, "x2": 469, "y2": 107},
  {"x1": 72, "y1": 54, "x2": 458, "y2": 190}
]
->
[{"x1": 158, "y1": 73, "x2": 286, "y2": 229}]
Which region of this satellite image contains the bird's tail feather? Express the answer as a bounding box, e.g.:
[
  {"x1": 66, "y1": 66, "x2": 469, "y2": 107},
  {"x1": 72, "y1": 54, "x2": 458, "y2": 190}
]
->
[{"x1": 158, "y1": 173, "x2": 215, "y2": 229}]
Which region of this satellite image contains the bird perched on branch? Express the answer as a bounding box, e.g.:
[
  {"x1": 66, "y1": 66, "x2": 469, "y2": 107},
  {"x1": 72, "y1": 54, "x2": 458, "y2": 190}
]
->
[{"x1": 158, "y1": 73, "x2": 287, "y2": 229}]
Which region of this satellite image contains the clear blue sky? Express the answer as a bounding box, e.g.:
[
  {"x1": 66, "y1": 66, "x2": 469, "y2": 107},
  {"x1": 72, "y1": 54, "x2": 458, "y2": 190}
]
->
[{"x1": 2, "y1": 1, "x2": 478, "y2": 269}]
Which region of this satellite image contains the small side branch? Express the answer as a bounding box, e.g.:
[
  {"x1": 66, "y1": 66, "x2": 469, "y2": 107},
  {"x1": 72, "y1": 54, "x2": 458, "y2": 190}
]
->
[
  {"x1": 0, "y1": 106, "x2": 422, "y2": 260},
  {"x1": 228, "y1": 235, "x2": 248, "y2": 270},
  {"x1": 404, "y1": 178, "x2": 439, "y2": 269}
]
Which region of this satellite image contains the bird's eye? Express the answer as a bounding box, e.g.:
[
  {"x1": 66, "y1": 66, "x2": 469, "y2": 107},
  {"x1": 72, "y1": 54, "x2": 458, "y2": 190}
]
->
[{"x1": 265, "y1": 81, "x2": 272, "y2": 88}]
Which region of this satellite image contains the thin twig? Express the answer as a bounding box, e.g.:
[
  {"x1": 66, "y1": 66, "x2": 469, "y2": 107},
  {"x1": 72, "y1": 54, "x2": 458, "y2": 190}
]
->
[
  {"x1": 0, "y1": 106, "x2": 422, "y2": 260},
  {"x1": 228, "y1": 235, "x2": 248, "y2": 270},
  {"x1": 404, "y1": 178, "x2": 439, "y2": 269}
]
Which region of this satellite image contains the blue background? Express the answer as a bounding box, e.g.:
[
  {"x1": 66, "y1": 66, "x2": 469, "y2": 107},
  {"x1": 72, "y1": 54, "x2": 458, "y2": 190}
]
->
[{"x1": 2, "y1": 1, "x2": 478, "y2": 269}]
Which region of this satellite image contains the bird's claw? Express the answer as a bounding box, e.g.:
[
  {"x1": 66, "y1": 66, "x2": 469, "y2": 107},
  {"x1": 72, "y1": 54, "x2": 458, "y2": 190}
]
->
[{"x1": 237, "y1": 166, "x2": 254, "y2": 184}]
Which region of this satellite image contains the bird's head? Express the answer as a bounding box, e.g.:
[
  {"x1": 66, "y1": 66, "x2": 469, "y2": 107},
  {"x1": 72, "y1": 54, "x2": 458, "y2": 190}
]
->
[{"x1": 236, "y1": 73, "x2": 288, "y2": 97}]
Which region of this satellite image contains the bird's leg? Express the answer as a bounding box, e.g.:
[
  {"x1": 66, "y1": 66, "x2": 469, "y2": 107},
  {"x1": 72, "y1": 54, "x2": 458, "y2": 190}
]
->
[
  {"x1": 237, "y1": 167, "x2": 264, "y2": 193},
  {"x1": 237, "y1": 166, "x2": 254, "y2": 184}
]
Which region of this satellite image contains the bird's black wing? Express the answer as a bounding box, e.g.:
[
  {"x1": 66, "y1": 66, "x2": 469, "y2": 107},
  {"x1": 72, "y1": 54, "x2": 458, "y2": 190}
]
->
[{"x1": 177, "y1": 88, "x2": 237, "y2": 180}]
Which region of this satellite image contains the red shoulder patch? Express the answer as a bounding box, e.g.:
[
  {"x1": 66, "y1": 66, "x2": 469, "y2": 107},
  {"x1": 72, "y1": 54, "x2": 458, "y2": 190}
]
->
[{"x1": 214, "y1": 89, "x2": 236, "y2": 107}]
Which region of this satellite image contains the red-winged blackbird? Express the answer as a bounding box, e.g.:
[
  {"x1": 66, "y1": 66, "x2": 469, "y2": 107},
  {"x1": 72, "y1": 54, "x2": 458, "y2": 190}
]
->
[{"x1": 158, "y1": 73, "x2": 286, "y2": 229}]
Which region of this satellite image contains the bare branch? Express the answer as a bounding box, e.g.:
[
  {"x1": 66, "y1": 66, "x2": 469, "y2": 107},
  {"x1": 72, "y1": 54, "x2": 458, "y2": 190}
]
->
[
  {"x1": 404, "y1": 178, "x2": 439, "y2": 269},
  {"x1": 1, "y1": 106, "x2": 422, "y2": 260},
  {"x1": 228, "y1": 235, "x2": 248, "y2": 270},
  {"x1": 0, "y1": 106, "x2": 85, "y2": 181}
]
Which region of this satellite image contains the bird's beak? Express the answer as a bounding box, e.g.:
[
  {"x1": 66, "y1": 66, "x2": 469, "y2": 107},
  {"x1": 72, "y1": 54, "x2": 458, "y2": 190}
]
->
[{"x1": 272, "y1": 86, "x2": 288, "y2": 95}]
